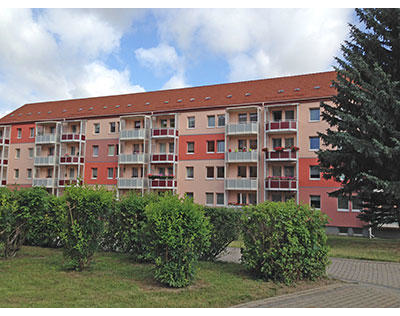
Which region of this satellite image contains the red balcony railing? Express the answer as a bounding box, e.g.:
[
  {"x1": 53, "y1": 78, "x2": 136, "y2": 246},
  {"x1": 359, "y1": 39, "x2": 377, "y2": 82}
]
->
[
  {"x1": 60, "y1": 156, "x2": 84, "y2": 164},
  {"x1": 265, "y1": 178, "x2": 297, "y2": 190},
  {"x1": 151, "y1": 128, "x2": 178, "y2": 137},
  {"x1": 58, "y1": 179, "x2": 83, "y2": 186},
  {"x1": 266, "y1": 150, "x2": 297, "y2": 160},
  {"x1": 0, "y1": 159, "x2": 8, "y2": 165},
  {"x1": 0, "y1": 139, "x2": 10, "y2": 144},
  {"x1": 150, "y1": 179, "x2": 176, "y2": 189},
  {"x1": 266, "y1": 120, "x2": 297, "y2": 131},
  {"x1": 61, "y1": 134, "x2": 85, "y2": 141},
  {"x1": 1, "y1": 180, "x2": 6, "y2": 186},
  {"x1": 151, "y1": 154, "x2": 178, "y2": 163}
]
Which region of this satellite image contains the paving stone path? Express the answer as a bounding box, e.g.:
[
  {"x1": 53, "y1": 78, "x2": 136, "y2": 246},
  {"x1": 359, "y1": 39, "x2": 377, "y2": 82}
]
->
[{"x1": 217, "y1": 247, "x2": 400, "y2": 308}]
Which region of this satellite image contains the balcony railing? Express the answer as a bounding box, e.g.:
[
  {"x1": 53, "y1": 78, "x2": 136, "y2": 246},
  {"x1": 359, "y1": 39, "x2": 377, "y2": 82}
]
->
[
  {"x1": 119, "y1": 153, "x2": 148, "y2": 164},
  {"x1": 60, "y1": 156, "x2": 84, "y2": 164},
  {"x1": 149, "y1": 179, "x2": 176, "y2": 189},
  {"x1": 32, "y1": 178, "x2": 57, "y2": 188},
  {"x1": 34, "y1": 156, "x2": 56, "y2": 166},
  {"x1": 0, "y1": 159, "x2": 8, "y2": 165},
  {"x1": 266, "y1": 120, "x2": 297, "y2": 132},
  {"x1": 0, "y1": 139, "x2": 10, "y2": 145},
  {"x1": 151, "y1": 154, "x2": 178, "y2": 163},
  {"x1": 0, "y1": 180, "x2": 6, "y2": 186},
  {"x1": 226, "y1": 151, "x2": 258, "y2": 162},
  {"x1": 225, "y1": 178, "x2": 258, "y2": 190},
  {"x1": 118, "y1": 178, "x2": 147, "y2": 189},
  {"x1": 265, "y1": 178, "x2": 297, "y2": 191},
  {"x1": 226, "y1": 122, "x2": 258, "y2": 135},
  {"x1": 58, "y1": 179, "x2": 83, "y2": 187},
  {"x1": 120, "y1": 129, "x2": 147, "y2": 140},
  {"x1": 265, "y1": 150, "x2": 297, "y2": 161},
  {"x1": 61, "y1": 134, "x2": 85, "y2": 142},
  {"x1": 151, "y1": 128, "x2": 178, "y2": 138},
  {"x1": 36, "y1": 134, "x2": 58, "y2": 144}
]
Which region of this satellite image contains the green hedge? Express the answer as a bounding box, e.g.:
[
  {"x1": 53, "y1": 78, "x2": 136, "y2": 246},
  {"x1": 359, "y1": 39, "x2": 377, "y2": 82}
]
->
[
  {"x1": 0, "y1": 188, "x2": 21, "y2": 258},
  {"x1": 241, "y1": 200, "x2": 329, "y2": 284}
]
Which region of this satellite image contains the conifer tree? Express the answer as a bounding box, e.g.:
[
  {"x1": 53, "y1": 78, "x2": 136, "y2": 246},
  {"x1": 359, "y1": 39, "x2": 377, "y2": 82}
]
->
[{"x1": 318, "y1": 8, "x2": 400, "y2": 229}]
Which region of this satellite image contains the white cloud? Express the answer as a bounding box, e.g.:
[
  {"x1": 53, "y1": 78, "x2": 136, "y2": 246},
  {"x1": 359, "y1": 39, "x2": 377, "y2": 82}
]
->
[
  {"x1": 155, "y1": 8, "x2": 352, "y2": 81},
  {"x1": 0, "y1": 8, "x2": 145, "y2": 113}
]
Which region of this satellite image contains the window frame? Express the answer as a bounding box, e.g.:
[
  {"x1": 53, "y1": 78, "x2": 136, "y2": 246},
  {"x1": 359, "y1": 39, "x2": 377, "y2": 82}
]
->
[
  {"x1": 207, "y1": 140, "x2": 215, "y2": 153},
  {"x1": 94, "y1": 123, "x2": 100, "y2": 134},
  {"x1": 207, "y1": 115, "x2": 216, "y2": 128},
  {"x1": 187, "y1": 141, "x2": 194, "y2": 154},
  {"x1": 309, "y1": 136, "x2": 320, "y2": 151},
  {"x1": 216, "y1": 193, "x2": 224, "y2": 206},
  {"x1": 217, "y1": 114, "x2": 225, "y2": 127},
  {"x1": 187, "y1": 116, "x2": 195, "y2": 129},
  {"x1": 186, "y1": 166, "x2": 194, "y2": 179},
  {"x1": 205, "y1": 192, "x2": 214, "y2": 206},
  {"x1": 108, "y1": 144, "x2": 115, "y2": 156},
  {"x1": 92, "y1": 168, "x2": 98, "y2": 179},
  {"x1": 206, "y1": 166, "x2": 214, "y2": 179},
  {"x1": 310, "y1": 195, "x2": 321, "y2": 209},
  {"x1": 337, "y1": 196, "x2": 350, "y2": 212},
  {"x1": 17, "y1": 128, "x2": 22, "y2": 139},
  {"x1": 217, "y1": 140, "x2": 225, "y2": 153},
  {"x1": 92, "y1": 145, "x2": 99, "y2": 157},
  {"x1": 107, "y1": 167, "x2": 114, "y2": 179},
  {"x1": 309, "y1": 108, "x2": 320, "y2": 122},
  {"x1": 216, "y1": 166, "x2": 224, "y2": 179},
  {"x1": 109, "y1": 122, "x2": 116, "y2": 133},
  {"x1": 29, "y1": 128, "x2": 35, "y2": 138},
  {"x1": 309, "y1": 165, "x2": 321, "y2": 180}
]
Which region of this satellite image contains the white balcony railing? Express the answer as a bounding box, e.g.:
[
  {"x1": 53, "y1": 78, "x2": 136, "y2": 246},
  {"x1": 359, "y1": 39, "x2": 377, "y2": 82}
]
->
[
  {"x1": 120, "y1": 129, "x2": 146, "y2": 140},
  {"x1": 119, "y1": 153, "x2": 149, "y2": 164},
  {"x1": 225, "y1": 178, "x2": 258, "y2": 190},
  {"x1": 226, "y1": 122, "x2": 258, "y2": 135},
  {"x1": 118, "y1": 178, "x2": 147, "y2": 189},
  {"x1": 266, "y1": 120, "x2": 297, "y2": 133},
  {"x1": 35, "y1": 134, "x2": 58, "y2": 144},
  {"x1": 32, "y1": 178, "x2": 57, "y2": 188},
  {"x1": 226, "y1": 151, "x2": 258, "y2": 162},
  {"x1": 34, "y1": 156, "x2": 56, "y2": 166}
]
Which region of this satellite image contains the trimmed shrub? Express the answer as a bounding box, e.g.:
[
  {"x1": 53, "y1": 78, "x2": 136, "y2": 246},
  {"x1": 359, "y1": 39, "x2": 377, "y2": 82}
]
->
[
  {"x1": 16, "y1": 187, "x2": 64, "y2": 248},
  {"x1": 0, "y1": 188, "x2": 22, "y2": 258},
  {"x1": 145, "y1": 193, "x2": 211, "y2": 288},
  {"x1": 102, "y1": 192, "x2": 159, "y2": 262},
  {"x1": 241, "y1": 200, "x2": 329, "y2": 285},
  {"x1": 201, "y1": 206, "x2": 242, "y2": 261},
  {"x1": 61, "y1": 185, "x2": 115, "y2": 271}
]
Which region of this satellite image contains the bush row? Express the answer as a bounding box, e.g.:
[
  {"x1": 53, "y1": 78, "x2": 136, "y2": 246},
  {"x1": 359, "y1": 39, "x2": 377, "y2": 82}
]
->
[{"x1": 0, "y1": 186, "x2": 329, "y2": 287}]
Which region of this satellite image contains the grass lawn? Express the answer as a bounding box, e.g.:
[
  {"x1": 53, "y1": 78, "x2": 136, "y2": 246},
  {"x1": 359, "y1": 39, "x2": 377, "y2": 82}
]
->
[{"x1": 0, "y1": 246, "x2": 334, "y2": 308}]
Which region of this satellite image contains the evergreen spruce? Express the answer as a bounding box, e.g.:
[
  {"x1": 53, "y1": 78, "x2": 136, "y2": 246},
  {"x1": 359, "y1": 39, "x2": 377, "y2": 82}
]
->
[{"x1": 318, "y1": 8, "x2": 400, "y2": 229}]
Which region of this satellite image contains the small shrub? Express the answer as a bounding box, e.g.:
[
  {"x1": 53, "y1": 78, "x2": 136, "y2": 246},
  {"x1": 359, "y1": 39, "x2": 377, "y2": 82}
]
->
[
  {"x1": 61, "y1": 185, "x2": 115, "y2": 271},
  {"x1": 16, "y1": 187, "x2": 64, "y2": 248},
  {"x1": 145, "y1": 193, "x2": 211, "y2": 288},
  {"x1": 241, "y1": 200, "x2": 329, "y2": 285},
  {"x1": 102, "y1": 192, "x2": 159, "y2": 262},
  {"x1": 201, "y1": 206, "x2": 242, "y2": 261},
  {"x1": 0, "y1": 188, "x2": 22, "y2": 258}
]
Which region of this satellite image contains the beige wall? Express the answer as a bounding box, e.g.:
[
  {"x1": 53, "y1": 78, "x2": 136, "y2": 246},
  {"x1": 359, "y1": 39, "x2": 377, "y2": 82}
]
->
[
  {"x1": 7, "y1": 143, "x2": 35, "y2": 185},
  {"x1": 86, "y1": 117, "x2": 120, "y2": 140},
  {"x1": 178, "y1": 109, "x2": 225, "y2": 135}
]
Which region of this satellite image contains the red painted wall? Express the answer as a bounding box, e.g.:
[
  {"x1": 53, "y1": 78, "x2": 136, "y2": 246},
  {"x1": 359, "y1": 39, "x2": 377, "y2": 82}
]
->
[
  {"x1": 84, "y1": 139, "x2": 118, "y2": 185},
  {"x1": 10, "y1": 123, "x2": 35, "y2": 144},
  {"x1": 179, "y1": 134, "x2": 225, "y2": 160},
  {"x1": 298, "y1": 158, "x2": 366, "y2": 228}
]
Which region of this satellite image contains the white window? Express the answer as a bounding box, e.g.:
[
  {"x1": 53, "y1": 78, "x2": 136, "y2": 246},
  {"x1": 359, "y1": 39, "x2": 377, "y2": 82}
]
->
[
  {"x1": 15, "y1": 148, "x2": 20, "y2": 159},
  {"x1": 29, "y1": 128, "x2": 34, "y2": 138},
  {"x1": 217, "y1": 140, "x2": 225, "y2": 153},
  {"x1": 92, "y1": 145, "x2": 99, "y2": 157},
  {"x1": 310, "y1": 195, "x2": 321, "y2": 209},
  {"x1": 27, "y1": 169, "x2": 32, "y2": 179},
  {"x1": 216, "y1": 193, "x2": 224, "y2": 205},
  {"x1": 217, "y1": 115, "x2": 225, "y2": 127},
  {"x1": 94, "y1": 123, "x2": 100, "y2": 134},
  {"x1": 309, "y1": 137, "x2": 320, "y2": 150},
  {"x1": 188, "y1": 116, "x2": 195, "y2": 129},
  {"x1": 207, "y1": 140, "x2": 215, "y2": 153},
  {"x1": 310, "y1": 166, "x2": 320, "y2": 179},
  {"x1": 186, "y1": 167, "x2": 194, "y2": 179},
  {"x1": 14, "y1": 169, "x2": 19, "y2": 179},
  {"x1": 17, "y1": 128, "x2": 22, "y2": 139},
  {"x1": 206, "y1": 192, "x2": 214, "y2": 205},
  {"x1": 110, "y1": 122, "x2": 116, "y2": 133},
  {"x1": 187, "y1": 142, "x2": 194, "y2": 153},
  {"x1": 338, "y1": 196, "x2": 349, "y2": 212},
  {"x1": 107, "y1": 168, "x2": 113, "y2": 179},
  {"x1": 206, "y1": 167, "x2": 214, "y2": 179},
  {"x1": 92, "y1": 168, "x2": 98, "y2": 179},
  {"x1": 207, "y1": 115, "x2": 215, "y2": 128},
  {"x1": 310, "y1": 108, "x2": 320, "y2": 121},
  {"x1": 217, "y1": 166, "x2": 224, "y2": 179},
  {"x1": 28, "y1": 148, "x2": 34, "y2": 158},
  {"x1": 108, "y1": 145, "x2": 115, "y2": 156},
  {"x1": 159, "y1": 143, "x2": 166, "y2": 153}
]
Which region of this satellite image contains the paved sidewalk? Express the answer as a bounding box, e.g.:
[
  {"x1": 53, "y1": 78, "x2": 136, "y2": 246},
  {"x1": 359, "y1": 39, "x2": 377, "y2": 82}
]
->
[{"x1": 218, "y1": 247, "x2": 400, "y2": 307}]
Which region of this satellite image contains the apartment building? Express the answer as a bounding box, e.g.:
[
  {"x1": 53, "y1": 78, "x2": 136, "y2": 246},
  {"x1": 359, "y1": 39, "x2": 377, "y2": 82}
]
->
[{"x1": 0, "y1": 71, "x2": 366, "y2": 235}]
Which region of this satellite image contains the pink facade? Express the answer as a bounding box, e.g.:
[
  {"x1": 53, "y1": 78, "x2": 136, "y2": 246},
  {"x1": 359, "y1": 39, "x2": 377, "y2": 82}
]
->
[{"x1": 0, "y1": 71, "x2": 367, "y2": 232}]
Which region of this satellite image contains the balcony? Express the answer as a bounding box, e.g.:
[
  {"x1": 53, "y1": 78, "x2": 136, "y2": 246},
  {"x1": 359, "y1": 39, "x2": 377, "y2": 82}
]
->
[
  {"x1": 265, "y1": 150, "x2": 297, "y2": 161},
  {"x1": 118, "y1": 178, "x2": 147, "y2": 189},
  {"x1": 150, "y1": 179, "x2": 176, "y2": 189},
  {"x1": 226, "y1": 122, "x2": 258, "y2": 135},
  {"x1": 58, "y1": 179, "x2": 83, "y2": 187},
  {"x1": 0, "y1": 180, "x2": 6, "y2": 186},
  {"x1": 36, "y1": 134, "x2": 58, "y2": 144},
  {"x1": 0, "y1": 139, "x2": 10, "y2": 145},
  {"x1": 61, "y1": 134, "x2": 85, "y2": 142},
  {"x1": 266, "y1": 120, "x2": 297, "y2": 133},
  {"x1": 32, "y1": 178, "x2": 57, "y2": 188},
  {"x1": 265, "y1": 178, "x2": 297, "y2": 191},
  {"x1": 226, "y1": 150, "x2": 258, "y2": 163},
  {"x1": 60, "y1": 156, "x2": 84, "y2": 164},
  {"x1": 151, "y1": 128, "x2": 178, "y2": 138},
  {"x1": 119, "y1": 153, "x2": 149, "y2": 164},
  {"x1": 225, "y1": 178, "x2": 258, "y2": 190},
  {"x1": 0, "y1": 159, "x2": 8, "y2": 165},
  {"x1": 120, "y1": 129, "x2": 147, "y2": 140},
  {"x1": 151, "y1": 154, "x2": 178, "y2": 164},
  {"x1": 34, "y1": 156, "x2": 57, "y2": 166}
]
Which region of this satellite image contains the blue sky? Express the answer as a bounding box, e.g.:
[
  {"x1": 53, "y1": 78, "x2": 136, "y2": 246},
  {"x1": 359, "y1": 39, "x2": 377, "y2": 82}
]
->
[{"x1": 0, "y1": 8, "x2": 356, "y2": 117}]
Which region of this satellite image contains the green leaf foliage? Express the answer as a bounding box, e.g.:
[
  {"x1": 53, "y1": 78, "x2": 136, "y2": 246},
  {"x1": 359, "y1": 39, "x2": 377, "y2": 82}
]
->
[
  {"x1": 241, "y1": 200, "x2": 329, "y2": 285},
  {"x1": 144, "y1": 193, "x2": 211, "y2": 288}
]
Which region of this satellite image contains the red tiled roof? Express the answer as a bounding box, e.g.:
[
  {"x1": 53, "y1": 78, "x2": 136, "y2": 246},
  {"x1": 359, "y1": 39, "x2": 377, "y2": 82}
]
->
[{"x1": 0, "y1": 71, "x2": 336, "y2": 125}]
